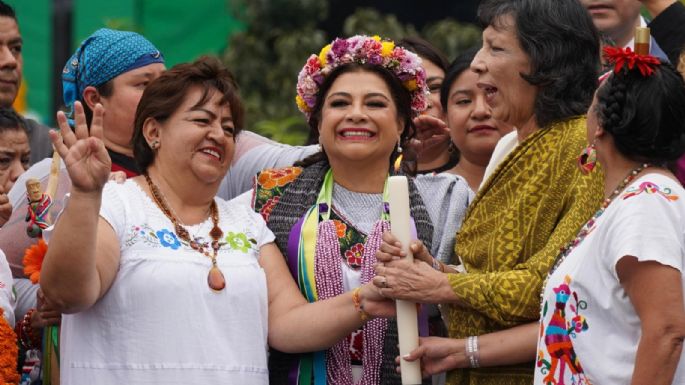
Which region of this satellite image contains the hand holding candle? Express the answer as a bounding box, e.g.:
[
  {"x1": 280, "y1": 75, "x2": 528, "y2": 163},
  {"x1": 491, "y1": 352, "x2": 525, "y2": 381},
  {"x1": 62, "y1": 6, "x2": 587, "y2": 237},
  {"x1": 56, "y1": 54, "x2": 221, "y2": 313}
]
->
[{"x1": 387, "y1": 174, "x2": 422, "y2": 385}]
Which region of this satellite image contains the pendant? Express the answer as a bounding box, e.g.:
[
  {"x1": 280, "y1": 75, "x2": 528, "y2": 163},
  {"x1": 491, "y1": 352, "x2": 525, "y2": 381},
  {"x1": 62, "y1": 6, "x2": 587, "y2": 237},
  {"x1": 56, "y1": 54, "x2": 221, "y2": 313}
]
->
[{"x1": 207, "y1": 265, "x2": 226, "y2": 291}]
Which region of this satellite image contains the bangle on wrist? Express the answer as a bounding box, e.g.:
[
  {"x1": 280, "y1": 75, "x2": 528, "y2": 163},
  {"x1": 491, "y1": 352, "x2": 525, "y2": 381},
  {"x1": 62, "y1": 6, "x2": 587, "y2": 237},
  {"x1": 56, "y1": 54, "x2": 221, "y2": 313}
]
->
[
  {"x1": 18, "y1": 309, "x2": 40, "y2": 349},
  {"x1": 352, "y1": 287, "x2": 370, "y2": 322},
  {"x1": 465, "y1": 335, "x2": 480, "y2": 368}
]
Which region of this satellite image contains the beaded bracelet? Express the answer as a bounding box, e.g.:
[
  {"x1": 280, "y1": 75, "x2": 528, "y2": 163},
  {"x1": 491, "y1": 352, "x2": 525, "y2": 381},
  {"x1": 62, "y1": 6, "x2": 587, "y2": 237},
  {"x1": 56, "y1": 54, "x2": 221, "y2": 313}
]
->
[
  {"x1": 17, "y1": 309, "x2": 41, "y2": 349},
  {"x1": 352, "y1": 287, "x2": 370, "y2": 322},
  {"x1": 465, "y1": 335, "x2": 480, "y2": 368}
]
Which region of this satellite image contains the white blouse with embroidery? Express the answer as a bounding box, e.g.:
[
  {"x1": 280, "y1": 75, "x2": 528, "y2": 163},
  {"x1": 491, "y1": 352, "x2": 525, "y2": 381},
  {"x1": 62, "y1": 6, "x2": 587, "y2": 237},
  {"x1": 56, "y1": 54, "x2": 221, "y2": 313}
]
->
[
  {"x1": 535, "y1": 173, "x2": 685, "y2": 385},
  {"x1": 60, "y1": 180, "x2": 275, "y2": 385}
]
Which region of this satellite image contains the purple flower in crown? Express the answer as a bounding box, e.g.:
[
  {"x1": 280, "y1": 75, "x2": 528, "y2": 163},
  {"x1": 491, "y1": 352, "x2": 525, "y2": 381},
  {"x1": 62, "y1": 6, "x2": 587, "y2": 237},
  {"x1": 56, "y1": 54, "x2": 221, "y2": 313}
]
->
[
  {"x1": 313, "y1": 73, "x2": 325, "y2": 85},
  {"x1": 397, "y1": 72, "x2": 412, "y2": 82},
  {"x1": 304, "y1": 95, "x2": 317, "y2": 107},
  {"x1": 331, "y1": 38, "x2": 349, "y2": 58},
  {"x1": 368, "y1": 53, "x2": 383, "y2": 65}
]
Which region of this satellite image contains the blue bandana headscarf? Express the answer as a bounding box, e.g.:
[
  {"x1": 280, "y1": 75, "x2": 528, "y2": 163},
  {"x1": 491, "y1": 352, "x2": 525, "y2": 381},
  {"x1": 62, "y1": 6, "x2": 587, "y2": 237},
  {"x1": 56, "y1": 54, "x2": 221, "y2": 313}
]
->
[{"x1": 62, "y1": 28, "x2": 164, "y2": 119}]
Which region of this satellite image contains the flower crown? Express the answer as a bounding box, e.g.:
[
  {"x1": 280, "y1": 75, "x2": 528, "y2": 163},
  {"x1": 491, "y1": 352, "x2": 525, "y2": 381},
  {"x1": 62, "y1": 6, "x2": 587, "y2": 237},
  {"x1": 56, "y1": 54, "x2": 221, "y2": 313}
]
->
[
  {"x1": 603, "y1": 46, "x2": 661, "y2": 77},
  {"x1": 296, "y1": 35, "x2": 429, "y2": 119}
]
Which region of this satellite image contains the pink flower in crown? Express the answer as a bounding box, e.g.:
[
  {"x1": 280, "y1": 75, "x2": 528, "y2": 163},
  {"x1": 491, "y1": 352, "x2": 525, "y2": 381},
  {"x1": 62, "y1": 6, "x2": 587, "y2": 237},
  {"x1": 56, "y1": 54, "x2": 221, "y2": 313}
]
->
[
  {"x1": 305, "y1": 55, "x2": 321, "y2": 75},
  {"x1": 299, "y1": 76, "x2": 318, "y2": 96},
  {"x1": 346, "y1": 35, "x2": 364, "y2": 50},
  {"x1": 412, "y1": 95, "x2": 428, "y2": 112},
  {"x1": 331, "y1": 38, "x2": 349, "y2": 58},
  {"x1": 360, "y1": 39, "x2": 382, "y2": 58},
  {"x1": 391, "y1": 46, "x2": 406, "y2": 60}
]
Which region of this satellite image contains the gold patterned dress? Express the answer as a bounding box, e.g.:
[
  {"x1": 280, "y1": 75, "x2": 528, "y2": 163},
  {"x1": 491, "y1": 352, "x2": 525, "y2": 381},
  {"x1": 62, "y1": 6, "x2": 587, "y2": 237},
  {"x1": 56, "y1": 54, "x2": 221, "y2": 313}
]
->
[{"x1": 442, "y1": 116, "x2": 604, "y2": 385}]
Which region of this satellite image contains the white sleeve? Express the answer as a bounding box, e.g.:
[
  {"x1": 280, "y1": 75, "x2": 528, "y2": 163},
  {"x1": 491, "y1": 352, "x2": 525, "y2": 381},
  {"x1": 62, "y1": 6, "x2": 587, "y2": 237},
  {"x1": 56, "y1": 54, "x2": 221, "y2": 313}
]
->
[
  {"x1": 98, "y1": 182, "x2": 129, "y2": 244},
  {"x1": 0, "y1": 250, "x2": 15, "y2": 327},
  {"x1": 604, "y1": 184, "x2": 685, "y2": 280},
  {"x1": 246, "y1": 206, "x2": 275, "y2": 248},
  {"x1": 218, "y1": 131, "x2": 318, "y2": 200}
]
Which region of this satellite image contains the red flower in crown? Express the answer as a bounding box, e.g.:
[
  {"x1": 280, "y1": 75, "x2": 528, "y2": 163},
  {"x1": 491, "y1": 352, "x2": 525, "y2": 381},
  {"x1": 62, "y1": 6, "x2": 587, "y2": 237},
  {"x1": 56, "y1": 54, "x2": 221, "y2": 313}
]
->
[{"x1": 603, "y1": 46, "x2": 660, "y2": 77}]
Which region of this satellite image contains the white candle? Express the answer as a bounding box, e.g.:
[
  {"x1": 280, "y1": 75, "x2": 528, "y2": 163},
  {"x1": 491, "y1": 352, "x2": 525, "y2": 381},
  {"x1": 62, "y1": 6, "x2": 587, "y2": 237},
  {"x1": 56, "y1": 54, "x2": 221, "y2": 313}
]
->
[{"x1": 387, "y1": 175, "x2": 422, "y2": 385}]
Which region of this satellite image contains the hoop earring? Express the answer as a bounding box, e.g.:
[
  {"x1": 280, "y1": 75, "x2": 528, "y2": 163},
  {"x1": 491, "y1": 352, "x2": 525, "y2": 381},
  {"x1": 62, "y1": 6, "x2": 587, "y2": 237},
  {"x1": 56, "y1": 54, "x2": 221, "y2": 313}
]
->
[{"x1": 577, "y1": 143, "x2": 597, "y2": 174}]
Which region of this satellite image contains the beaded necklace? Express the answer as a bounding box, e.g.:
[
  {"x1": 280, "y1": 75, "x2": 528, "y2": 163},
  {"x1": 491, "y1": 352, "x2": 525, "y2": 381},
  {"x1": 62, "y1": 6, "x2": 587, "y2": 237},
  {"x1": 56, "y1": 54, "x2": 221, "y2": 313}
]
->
[
  {"x1": 541, "y1": 163, "x2": 649, "y2": 302},
  {"x1": 297, "y1": 169, "x2": 389, "y2": 385},
  {"x1": 144, "y1": 174, "x2": 226, "y2": 291}
]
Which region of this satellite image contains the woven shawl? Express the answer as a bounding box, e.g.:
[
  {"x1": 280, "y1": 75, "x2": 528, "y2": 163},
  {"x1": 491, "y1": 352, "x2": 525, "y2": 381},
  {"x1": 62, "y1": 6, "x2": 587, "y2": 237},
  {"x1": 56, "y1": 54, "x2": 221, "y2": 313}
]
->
[{"x1": 267, "y1": 159, "x2": 433, "y2": 385}]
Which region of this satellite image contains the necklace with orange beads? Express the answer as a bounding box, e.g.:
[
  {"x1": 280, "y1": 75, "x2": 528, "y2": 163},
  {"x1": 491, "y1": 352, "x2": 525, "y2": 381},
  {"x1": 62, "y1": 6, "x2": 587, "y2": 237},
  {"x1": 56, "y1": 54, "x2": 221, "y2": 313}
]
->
[{"x1": 144, "y1": 173, "x2": 226, "y2": 291}]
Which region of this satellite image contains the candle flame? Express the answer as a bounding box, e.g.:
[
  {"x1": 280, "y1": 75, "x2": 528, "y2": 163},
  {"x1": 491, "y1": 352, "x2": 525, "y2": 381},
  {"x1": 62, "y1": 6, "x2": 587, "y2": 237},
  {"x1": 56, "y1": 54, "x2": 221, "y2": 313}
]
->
[{"x1": 394, "y1": 154, "x2": 403, "y2": 172}]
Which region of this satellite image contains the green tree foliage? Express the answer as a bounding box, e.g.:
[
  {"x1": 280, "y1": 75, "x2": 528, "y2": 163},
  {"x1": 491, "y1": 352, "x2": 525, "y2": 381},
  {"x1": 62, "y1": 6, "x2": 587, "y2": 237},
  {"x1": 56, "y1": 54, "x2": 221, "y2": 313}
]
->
[{"x1": 224, "y1": 1, "x2": 481, "y2": 144}]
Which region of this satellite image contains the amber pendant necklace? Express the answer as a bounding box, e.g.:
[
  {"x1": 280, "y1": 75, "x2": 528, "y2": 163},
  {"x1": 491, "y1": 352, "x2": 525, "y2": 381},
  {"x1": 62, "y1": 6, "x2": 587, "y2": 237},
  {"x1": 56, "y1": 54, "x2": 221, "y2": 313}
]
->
[{"x1": 144, "y1": 174, "x2": 226, "y2": 291}]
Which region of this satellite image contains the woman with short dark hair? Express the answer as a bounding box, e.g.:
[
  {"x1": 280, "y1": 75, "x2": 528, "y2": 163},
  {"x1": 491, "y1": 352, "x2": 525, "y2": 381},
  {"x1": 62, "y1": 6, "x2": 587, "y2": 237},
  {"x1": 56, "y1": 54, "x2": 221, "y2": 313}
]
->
[{"x1": 374, "y1": 0, "x2": 604, "y2": 383}]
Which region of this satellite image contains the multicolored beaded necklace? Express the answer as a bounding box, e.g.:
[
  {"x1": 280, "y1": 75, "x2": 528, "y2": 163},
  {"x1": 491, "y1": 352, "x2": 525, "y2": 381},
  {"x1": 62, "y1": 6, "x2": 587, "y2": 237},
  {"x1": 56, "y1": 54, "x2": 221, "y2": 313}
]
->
[
  {"x1": 294, "y1": 169, "x2": 388, "y2": 385},
  {"x1": 542, "y1": 163, "x2": 649, "y2": 301},
  {"x1": 144, "y1": 173, "x2": 226, "y2": 292}
]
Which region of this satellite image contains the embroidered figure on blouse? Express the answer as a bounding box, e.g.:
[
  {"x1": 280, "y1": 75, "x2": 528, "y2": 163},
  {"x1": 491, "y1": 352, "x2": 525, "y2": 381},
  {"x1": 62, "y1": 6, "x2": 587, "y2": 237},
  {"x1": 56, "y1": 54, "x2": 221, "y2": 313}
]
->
[
  {"x1": 537, "y1": 275, "x2": 592, "y2": 385},
  {"x1": 622, "y1": 181, "x2": 679, "y2": 201}
]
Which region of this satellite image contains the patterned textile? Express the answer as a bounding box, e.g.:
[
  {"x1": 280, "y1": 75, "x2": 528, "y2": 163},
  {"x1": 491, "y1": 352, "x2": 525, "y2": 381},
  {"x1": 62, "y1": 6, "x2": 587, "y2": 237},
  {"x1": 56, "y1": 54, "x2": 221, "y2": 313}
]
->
[
  {"x1": 61, "y1": 28, "x2": 163, "y2": 119},
  {"x1": 254, "y1": 160, "x2": 433, "y2": 385},
  {"x1": 444, "y1": 116, "x2": 604, "y2": 385}
]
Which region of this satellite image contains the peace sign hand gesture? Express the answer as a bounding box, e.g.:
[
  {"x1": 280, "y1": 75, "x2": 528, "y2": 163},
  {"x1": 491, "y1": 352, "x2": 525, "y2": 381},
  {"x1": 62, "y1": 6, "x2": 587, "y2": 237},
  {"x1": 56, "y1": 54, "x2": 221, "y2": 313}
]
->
[{"x1": 50, "y1": 101, "x2": 112, "y2": 195}]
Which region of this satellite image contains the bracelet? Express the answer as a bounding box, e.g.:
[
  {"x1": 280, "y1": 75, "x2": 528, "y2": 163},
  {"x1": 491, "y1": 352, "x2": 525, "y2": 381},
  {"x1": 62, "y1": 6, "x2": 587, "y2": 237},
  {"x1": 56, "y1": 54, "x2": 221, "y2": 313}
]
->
[
  {"x1": 465, "y1": 335, "x2": 480, "y2": 368},
  {"x1": 351, "y1": 287, "x2": 370, "y2": 322},
  {"x1": 17, "y1": 309, "x2": 41, "y2": 349}
]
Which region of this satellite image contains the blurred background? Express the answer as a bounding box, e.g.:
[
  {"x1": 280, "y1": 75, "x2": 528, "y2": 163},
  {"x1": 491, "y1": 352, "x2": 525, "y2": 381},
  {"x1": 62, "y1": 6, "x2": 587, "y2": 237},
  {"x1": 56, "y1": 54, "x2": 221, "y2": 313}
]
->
[{"x1": 5, "y1": 0, "x2": 482, "y2": 144}]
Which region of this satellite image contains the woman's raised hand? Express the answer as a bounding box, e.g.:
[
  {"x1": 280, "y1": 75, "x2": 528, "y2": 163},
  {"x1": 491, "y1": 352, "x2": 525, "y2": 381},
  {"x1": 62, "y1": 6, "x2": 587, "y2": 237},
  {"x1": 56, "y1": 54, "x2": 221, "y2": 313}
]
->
[{"x1": 51, "y1": 101, "x2": 112, "y2": 194}]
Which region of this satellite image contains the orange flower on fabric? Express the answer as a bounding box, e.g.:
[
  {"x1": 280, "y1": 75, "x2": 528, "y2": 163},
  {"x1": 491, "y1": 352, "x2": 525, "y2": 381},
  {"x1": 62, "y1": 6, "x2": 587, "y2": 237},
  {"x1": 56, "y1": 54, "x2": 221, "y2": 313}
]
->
[
  {"x1": 23, "y1": 239, "x2": 47, "y2": 284},
  {"x1": 0, "y1": 310, "x2": 19, "y2": 385},
  {"x1": 257, "y1": 167, "x2": 303, "y2": 189},
  {"x1": 603, "y1": 46, "x2": 660, "y2": 77},
  {"x1": 332, "y1": 220, "x2": 347, "y2": 238}
]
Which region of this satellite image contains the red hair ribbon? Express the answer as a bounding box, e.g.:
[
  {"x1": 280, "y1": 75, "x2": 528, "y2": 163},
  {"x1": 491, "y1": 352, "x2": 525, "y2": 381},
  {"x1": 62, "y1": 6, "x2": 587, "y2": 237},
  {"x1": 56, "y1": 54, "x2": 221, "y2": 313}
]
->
[{"x1": 603, "y1": 46, "x2": 660, "y2": 77}]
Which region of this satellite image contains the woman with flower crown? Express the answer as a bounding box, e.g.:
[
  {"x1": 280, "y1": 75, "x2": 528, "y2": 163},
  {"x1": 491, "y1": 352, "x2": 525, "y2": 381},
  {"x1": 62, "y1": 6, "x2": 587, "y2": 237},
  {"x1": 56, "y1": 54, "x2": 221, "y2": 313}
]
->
[
  {"x1": 38, "y1": 56, "x2": 397, "y2": 385},
  {"x1": 240, "y1": 35, "x2": 471, "y2": 384}
]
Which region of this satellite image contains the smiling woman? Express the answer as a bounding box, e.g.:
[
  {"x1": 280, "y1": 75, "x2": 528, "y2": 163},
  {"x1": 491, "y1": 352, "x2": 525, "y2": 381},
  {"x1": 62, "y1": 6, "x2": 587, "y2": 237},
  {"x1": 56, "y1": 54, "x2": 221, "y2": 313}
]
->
[
  {"x1": 242, "y1": 35, "x2": 471, "y2": 385},
  {"x1": 39, "y1": 56, "x2": 400, "y2": 385}
]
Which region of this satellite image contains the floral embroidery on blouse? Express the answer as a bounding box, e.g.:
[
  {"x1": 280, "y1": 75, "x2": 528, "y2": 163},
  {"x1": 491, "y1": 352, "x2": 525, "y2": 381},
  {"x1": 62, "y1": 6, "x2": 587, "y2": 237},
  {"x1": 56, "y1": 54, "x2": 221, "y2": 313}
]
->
[
  {"x1": 125, "y1": 224, "x2": 257, "y2": 253},
  {"x1": 254, "y1": 167, "x2": 368, "y2": 270},
  {"x1": 537, "y1": 275, "x2": 591, "y2": 385},
  {"x1": 622, "y1": 181, "x2": 679, "y2": 202},
  {"x1": 157, "y1": 229, "x2": 181, "y2": 250}
]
